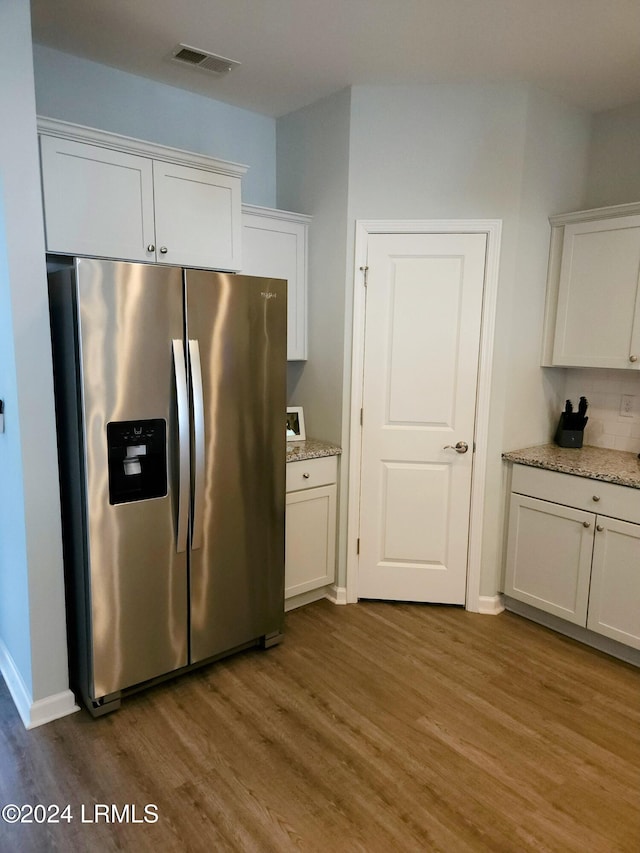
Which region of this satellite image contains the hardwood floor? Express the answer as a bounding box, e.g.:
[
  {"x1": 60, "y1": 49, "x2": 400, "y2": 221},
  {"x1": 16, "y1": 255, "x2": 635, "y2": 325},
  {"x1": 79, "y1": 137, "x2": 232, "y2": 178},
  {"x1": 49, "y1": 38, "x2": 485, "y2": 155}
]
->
[{"x1": 1, "y1": 600, "x2": 638, "y2": 852}]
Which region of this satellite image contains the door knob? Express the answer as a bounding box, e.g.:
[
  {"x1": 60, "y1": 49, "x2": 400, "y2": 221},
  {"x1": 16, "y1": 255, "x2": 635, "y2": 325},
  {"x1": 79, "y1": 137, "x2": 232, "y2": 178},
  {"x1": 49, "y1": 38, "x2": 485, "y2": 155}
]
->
[
  {"x1": 160, "y1": 246, "x2": 168, "y2": 254},
  {"x1": 443, "y1": 441, "x2": 469, "y2": 454},
  {"x1": 147, "y1": 244, "x2": 155, "y2": 252}
]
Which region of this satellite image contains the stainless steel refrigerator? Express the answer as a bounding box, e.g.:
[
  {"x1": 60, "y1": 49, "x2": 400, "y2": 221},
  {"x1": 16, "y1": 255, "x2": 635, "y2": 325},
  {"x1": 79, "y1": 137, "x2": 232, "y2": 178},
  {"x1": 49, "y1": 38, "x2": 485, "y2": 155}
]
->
[{"x1": 48, "y1": 258, "x2": 286, "y2": 715}]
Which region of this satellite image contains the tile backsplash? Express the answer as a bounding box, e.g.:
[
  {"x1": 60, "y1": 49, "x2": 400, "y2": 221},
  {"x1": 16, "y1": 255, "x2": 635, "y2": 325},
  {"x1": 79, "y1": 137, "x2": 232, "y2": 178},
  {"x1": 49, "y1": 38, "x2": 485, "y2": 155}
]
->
[{"x1": 563, "y1": 369, "x2": 640, "y2": 453}]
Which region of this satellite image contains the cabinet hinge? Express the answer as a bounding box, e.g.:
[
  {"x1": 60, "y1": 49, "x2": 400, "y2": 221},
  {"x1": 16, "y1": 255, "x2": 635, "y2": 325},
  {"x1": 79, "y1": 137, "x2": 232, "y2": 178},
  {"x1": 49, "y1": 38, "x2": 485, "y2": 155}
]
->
[
  {"x1": 360, "y1": 265, "x2": 369, "y2": 287},
  {"x1": 360, "y1": 407, "x2": 363, "y2": 426},
  {"x1": 356, "y1": 538, "x2": 360, "y2": 554}
]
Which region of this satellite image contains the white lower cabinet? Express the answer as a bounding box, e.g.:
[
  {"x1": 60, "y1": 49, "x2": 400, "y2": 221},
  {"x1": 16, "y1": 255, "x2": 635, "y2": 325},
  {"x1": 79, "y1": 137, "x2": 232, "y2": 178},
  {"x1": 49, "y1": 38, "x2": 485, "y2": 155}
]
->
[
  {"x1": 285, "y1": 456, "x2": 337, "y2": 606},
  {"x1": 588, "y1": 515, "x2": 640, "y2": 647},
  {"x1": 505, "y1": 465, "x2": 640, "y2": 650}
]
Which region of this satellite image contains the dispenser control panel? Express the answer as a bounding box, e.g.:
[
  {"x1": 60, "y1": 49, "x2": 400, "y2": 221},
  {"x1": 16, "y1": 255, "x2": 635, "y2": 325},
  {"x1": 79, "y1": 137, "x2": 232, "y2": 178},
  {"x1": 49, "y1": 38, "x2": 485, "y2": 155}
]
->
[{"x1": 106, "y1": 419, "x2": 167, "y2": 505}]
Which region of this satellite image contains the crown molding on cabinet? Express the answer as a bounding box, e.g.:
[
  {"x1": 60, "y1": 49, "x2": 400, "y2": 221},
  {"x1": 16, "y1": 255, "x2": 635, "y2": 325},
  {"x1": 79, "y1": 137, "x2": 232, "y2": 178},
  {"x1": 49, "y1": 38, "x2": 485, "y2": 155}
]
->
[
  {"x1": 36, "y1": 116, "x2": 248, "y2": 179},
  {"x1": 549, "y1": 200, "x2": 640, "y2": 226},
  {"x1": 242, "y1": 203, "x2": 312, "y2": 224}
]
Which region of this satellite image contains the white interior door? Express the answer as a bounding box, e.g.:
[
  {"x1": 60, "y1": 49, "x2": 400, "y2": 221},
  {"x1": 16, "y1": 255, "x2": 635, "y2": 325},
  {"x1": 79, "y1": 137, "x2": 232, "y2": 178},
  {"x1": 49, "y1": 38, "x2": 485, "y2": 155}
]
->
[{"x1": 357, "y1": 232, "x2": 487, "y2": 603}]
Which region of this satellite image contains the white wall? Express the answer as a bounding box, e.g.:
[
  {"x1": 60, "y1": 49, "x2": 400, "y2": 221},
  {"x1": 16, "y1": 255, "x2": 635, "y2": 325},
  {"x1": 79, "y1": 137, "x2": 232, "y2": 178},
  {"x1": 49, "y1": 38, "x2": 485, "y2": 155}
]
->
[
  {"x1": 0, "y1": 0, "x2": 73, "y2": 725},
  {"x1": 32, "y1": 44, "x2": 277, "y2": 207}
]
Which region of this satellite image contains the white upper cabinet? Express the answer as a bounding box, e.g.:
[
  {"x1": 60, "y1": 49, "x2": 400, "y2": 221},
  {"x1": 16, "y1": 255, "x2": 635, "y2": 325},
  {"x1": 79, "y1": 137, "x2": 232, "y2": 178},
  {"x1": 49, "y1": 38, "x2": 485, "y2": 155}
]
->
[
  {"x1": 241, "y1": 204, "x2": 311, "y2": 361},
  {"x1": 542, "y1": 202, "x2": 640, "y2": 369},
  {"x1": 38, "y1": 118, "x2": 245, "y2": 272},
  {"x1": 40, "y1": 135, "x2": 156, "y2": 262},
  {"x1": 152, "y1": 161, "x2": 241, "y2": 270}
]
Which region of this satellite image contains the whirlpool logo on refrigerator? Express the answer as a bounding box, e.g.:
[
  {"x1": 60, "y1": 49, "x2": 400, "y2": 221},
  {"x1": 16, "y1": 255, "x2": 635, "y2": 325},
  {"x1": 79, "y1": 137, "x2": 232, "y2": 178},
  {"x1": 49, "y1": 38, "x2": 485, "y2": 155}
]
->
[{"x1": 260, "y1": 291, "x2": 278, "y2": 300}]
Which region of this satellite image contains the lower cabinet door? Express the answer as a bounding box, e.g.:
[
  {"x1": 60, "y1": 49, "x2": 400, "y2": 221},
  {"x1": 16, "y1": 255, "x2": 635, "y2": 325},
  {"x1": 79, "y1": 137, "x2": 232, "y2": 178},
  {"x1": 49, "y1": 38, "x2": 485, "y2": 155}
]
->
[
  {"x1": 505, "y1": 494, "x2": 594, "y2": 625},
  {"x1": 588, "y1": 516, "x2": 640, "y2": 649},
  {"x1": 285, "y1": 484, "x2": 336, "y2": 598}
]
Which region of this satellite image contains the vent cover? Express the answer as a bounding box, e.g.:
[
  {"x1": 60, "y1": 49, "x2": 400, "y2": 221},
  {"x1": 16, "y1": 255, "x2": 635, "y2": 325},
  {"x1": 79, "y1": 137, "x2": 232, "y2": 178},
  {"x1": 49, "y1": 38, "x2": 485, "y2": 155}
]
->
[{"x1": 171, "y1": 44, "x2": 240, "y2": 76}]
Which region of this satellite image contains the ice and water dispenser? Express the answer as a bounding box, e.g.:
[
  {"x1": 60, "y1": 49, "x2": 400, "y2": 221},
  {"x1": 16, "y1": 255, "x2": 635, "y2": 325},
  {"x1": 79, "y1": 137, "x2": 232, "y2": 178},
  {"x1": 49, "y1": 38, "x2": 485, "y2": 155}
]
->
[{"x1": 106, "y1": 419, "x2": 167, "y2": 505}]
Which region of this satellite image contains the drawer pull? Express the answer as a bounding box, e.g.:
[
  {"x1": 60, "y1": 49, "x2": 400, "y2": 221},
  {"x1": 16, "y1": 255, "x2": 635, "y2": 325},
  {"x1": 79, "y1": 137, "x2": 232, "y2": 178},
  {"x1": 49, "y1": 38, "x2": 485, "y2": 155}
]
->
[
  {"x1": 302, "y1": 472, "x2": 310, "y2": 479},
  {"x1": 596, "y1": 524, "x2": 604, "y2": 532},
  {"x1": 592, "y1": 495, "x2": 600, "y2": 502},
  {"x1": 583, "y1": 521, "x2": 590, "y2": 528}
]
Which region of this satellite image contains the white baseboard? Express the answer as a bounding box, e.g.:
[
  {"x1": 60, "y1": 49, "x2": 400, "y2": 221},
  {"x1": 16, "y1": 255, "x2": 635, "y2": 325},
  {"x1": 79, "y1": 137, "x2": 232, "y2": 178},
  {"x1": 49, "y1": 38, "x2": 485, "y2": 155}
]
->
[
  {"x1": 0, "y1": 638, "x2": 79, "y2": 729},
  {"x1": 26, "y1": 690, "x2": 80, "y2": 729},
  {"x1": 476, "y1": 594, "x2": 505, "y2": 615},
  {"x1": 326, "y1": 585, "x2": 348, "y2": 605},
  {"x1": 285, "y1": 587, "x2": 329, "y2": 611}
]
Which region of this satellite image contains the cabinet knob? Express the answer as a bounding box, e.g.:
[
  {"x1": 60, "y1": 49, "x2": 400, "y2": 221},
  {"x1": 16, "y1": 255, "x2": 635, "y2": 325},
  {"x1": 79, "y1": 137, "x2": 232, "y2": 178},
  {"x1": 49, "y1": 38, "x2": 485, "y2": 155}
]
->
[
  {"x1": 583, "y1": 521, "x2": 590, "y2": 528},
  {"x1": 596, "y1": 524, "x2": 604, "y2": 532},
  {"x1": 630, "y1": 355, "x2": 638, "y2": 363},
  {"x1": 302, "y1": 472, "x2": 310, "y2": 479},
  {"x1": 160, "y1": 246, "x2": 168, "y2": 254},
  {"x1": 592, "y1": 495, "x2": 600, "y2": 502},
  {"x1": 147, "y1": 244, "x2": 155, "y2": 252}
]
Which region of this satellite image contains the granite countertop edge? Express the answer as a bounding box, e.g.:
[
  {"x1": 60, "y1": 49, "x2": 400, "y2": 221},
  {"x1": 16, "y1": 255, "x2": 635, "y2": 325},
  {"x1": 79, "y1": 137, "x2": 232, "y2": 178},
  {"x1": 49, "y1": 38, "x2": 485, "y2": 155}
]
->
[
  {"x1": 286, "y1": 437, "x2": 342, "y2": 463},
  {"x1": 502, "y1": 443, "x2": 640, "y2": 489}
]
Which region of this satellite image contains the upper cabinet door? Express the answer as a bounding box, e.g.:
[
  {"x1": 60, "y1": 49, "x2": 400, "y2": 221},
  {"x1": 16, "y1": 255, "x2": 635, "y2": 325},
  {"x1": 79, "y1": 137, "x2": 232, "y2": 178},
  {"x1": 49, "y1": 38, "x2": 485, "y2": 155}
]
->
[
  {"x1": 40, "y1": 135, "x2": 156, "y2": 262},
  {"x1": 551, "y1": 215, "x2": 640, "y2": 368},
  {"x1": 153, "y1": 161, "x2": 242, "y2": 271},
  {"x1": 241, "y1": 206, "x2": 311, "y2": 360}
]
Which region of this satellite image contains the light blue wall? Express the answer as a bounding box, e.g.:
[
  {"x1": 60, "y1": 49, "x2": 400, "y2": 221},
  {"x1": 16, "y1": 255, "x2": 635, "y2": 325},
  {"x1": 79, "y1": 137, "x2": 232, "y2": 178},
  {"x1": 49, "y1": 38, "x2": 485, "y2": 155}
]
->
[
  {"x1": 0, "y1": 0, "x2": 69, "y2": 708},
  {"x1": 585, "y1": 99, "x2": 640, "y2": 208},
  {"x1": 277, "y1": 88, "x2": 352, "y2": 442},
  {"x1": 0, "y1": 179, "x2": 31, "y2": 691},
  {"x1": 277, "y1": 82, "x2": 591, "y2": 594},
  {"x1": 348, "y1": 83, "x2": 527, "y2": 221},
  {"x1": 347, "y1": 85, "x2": 590, "y2": 597},
  {"x1": 32, "y1": 44, "x2": 277, "y2": 207}
]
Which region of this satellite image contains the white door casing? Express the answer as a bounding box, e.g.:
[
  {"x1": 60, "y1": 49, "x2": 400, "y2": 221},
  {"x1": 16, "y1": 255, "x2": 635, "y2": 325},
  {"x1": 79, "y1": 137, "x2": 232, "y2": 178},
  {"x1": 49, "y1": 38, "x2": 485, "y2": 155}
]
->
[{"x1": 346, "y1": 220, "x2": 502, "y2": 611}]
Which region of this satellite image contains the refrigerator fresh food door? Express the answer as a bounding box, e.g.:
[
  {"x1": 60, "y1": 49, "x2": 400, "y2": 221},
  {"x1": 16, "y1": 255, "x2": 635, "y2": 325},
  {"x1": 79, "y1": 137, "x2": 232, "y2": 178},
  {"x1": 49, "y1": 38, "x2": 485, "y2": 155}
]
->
[
  {"x1": 75, "y1": 259, "x2": 189, "y2": 699},
  {"x1": 185, "y1": 271, "x2": 287, "y2": 663}
]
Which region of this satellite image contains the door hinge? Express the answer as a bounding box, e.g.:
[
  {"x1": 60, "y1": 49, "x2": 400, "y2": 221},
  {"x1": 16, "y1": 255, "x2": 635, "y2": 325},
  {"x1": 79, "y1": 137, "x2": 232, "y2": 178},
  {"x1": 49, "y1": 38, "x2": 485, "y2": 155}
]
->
[
  {"x1": 360, "y1": 265, "x2": 369, "y2": 287},
  {"x1": 356, "y1": 538, "x2": 360, "y2": 554},
  {"x1": 360, "y1": 407, "x2": 363, "y2": 426}
]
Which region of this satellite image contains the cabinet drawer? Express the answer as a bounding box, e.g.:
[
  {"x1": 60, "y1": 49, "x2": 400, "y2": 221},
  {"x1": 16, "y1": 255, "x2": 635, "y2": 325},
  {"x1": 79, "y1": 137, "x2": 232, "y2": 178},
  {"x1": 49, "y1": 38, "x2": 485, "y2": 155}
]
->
[
  {"x1": 286, "y1": 456, "x2": 337, "y2": 493},
  {"x1": 512, "y1": 464, "x2": 640, "y2": 525}
]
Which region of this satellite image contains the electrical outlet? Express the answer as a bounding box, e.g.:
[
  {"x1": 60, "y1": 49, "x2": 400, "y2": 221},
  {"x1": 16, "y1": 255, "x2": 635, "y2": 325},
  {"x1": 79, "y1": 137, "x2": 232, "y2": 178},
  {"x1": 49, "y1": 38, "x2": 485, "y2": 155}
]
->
[{"x1": 620, "y1": 394, "x2": 636, "y2": 417}]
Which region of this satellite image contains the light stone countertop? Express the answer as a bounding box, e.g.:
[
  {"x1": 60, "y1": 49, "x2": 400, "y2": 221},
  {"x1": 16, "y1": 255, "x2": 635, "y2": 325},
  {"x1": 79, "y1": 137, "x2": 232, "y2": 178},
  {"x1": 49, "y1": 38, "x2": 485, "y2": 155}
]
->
[
  {"x1": 502, "y1": 444, "x2": 640, "y2": 489},
  {"x1": 286, "y1": 437, "x2": 342, "y2": 463}
]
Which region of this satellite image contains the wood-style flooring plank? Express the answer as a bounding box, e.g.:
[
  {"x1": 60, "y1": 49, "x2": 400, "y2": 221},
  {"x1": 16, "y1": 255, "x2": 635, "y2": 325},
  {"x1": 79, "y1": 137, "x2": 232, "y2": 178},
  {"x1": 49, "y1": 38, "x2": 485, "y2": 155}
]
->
[{"x1": 0, "y1": 601, "x2": 638, "y2": 852}]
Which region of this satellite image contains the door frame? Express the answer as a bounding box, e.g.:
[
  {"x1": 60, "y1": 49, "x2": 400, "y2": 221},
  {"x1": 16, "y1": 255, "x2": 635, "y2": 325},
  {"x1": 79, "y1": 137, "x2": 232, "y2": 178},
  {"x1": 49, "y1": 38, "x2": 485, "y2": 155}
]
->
[{"x1": 346, "y1": 219, "x2": 502, "y2": 611}]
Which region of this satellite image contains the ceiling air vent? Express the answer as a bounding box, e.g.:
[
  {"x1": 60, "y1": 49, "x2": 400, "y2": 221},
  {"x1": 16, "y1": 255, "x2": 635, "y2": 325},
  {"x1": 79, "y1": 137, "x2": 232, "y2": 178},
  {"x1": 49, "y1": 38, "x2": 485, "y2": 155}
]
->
[{"x1": 171, "y1": 44, "x2": 240, "y2": 76}]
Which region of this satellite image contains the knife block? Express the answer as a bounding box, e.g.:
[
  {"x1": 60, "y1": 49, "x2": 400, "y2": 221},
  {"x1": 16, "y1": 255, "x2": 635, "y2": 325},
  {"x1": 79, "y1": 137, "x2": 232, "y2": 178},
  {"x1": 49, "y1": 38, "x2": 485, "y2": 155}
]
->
[{"x1": 554, "y1": 413, "x2": 585, "y2": 448}]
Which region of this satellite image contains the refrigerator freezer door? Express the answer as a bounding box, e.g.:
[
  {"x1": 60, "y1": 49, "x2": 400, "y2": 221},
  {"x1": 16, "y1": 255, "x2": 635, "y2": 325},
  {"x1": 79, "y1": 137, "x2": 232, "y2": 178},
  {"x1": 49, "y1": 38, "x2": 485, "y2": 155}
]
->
[
  {"x1": 185, "y1": 271, "x2": 287, "y2": 663},
  {"x1": 74, "y1": 259, "x2": 189, "y2": 699}
]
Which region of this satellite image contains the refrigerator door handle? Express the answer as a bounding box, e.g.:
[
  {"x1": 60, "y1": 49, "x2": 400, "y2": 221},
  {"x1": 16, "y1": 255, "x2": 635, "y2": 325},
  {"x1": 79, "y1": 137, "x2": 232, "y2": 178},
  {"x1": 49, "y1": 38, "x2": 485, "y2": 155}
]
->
[
  {"x1": 172, "y1": 339, "x2": 190, "y2": 553},
  {"x1": 189, "y1": 339, "x2": 205, "y2": 551}
]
